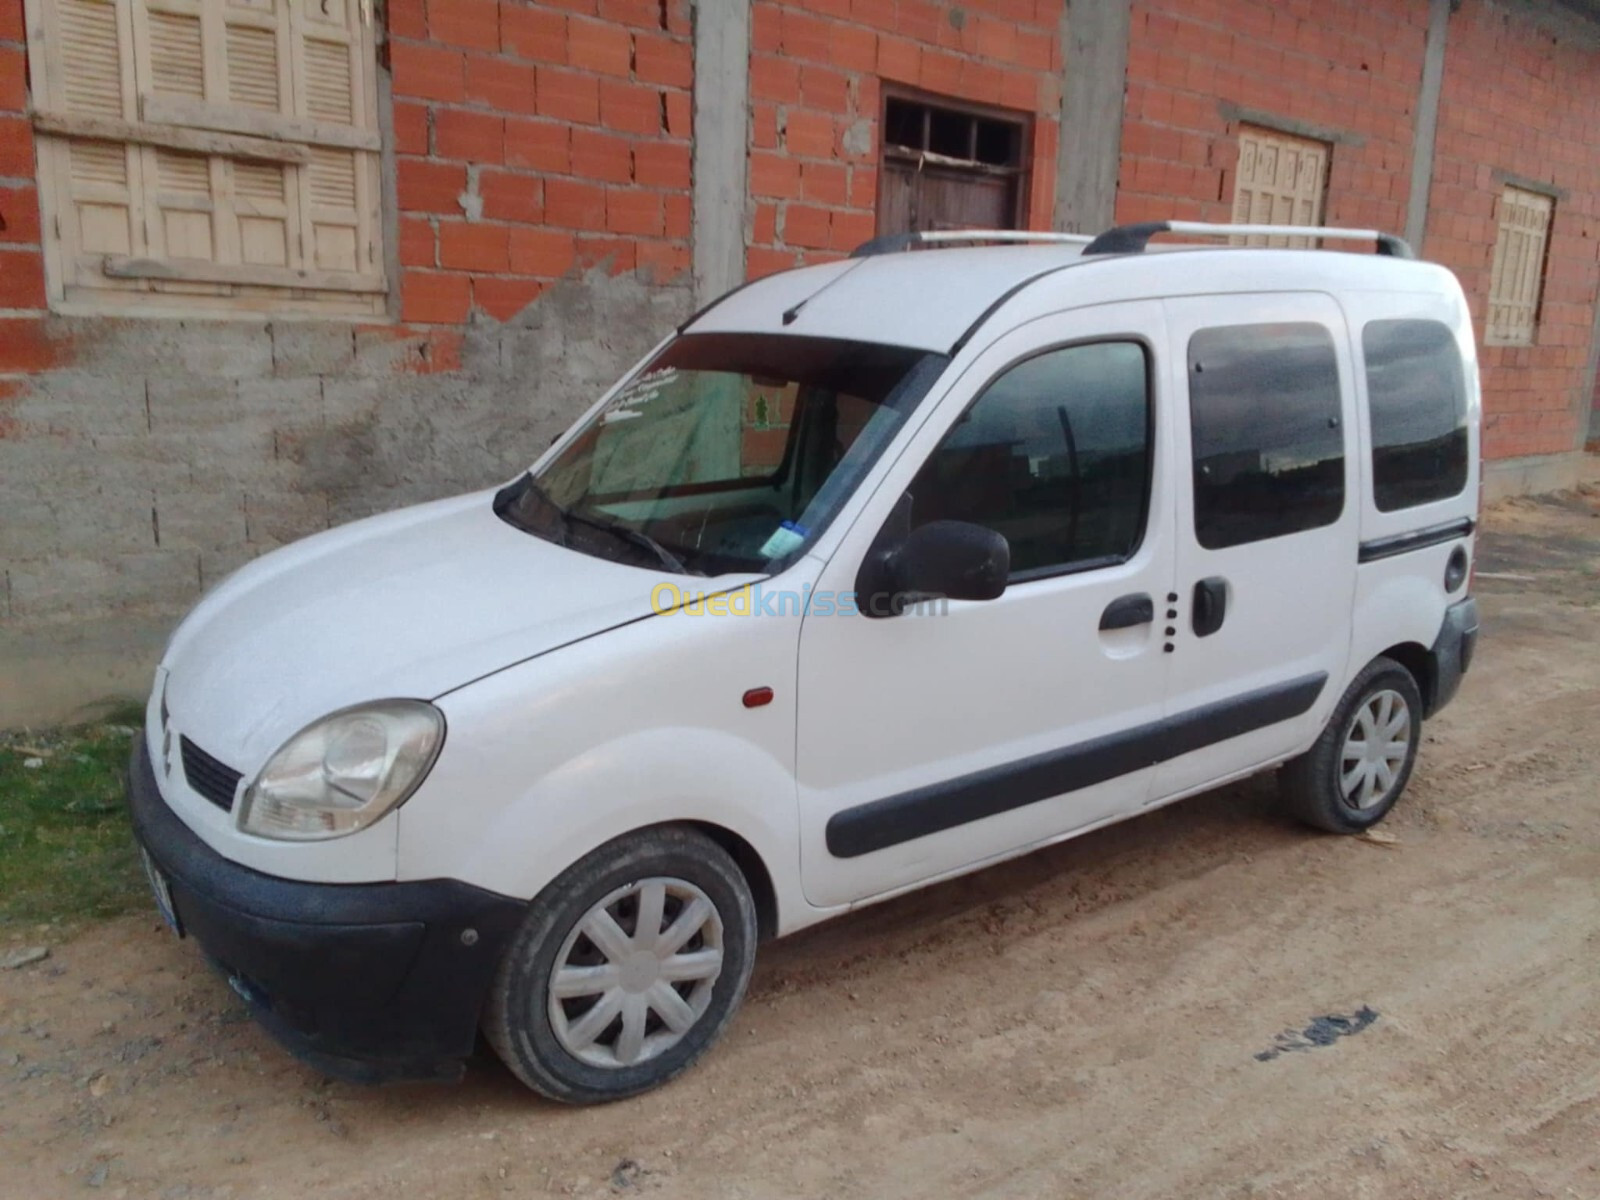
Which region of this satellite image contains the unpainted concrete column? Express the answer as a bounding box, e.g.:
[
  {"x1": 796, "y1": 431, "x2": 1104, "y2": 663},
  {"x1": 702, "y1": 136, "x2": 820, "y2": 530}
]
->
[
  {"x1": 691, "y1": 0, "x2": 751, "y2": 307},
  {"x1": 1054, "y1": 0, "x2": 1132, "y2": 236},
  {"x1": 1581, "y1": 279, "x2": 1600, "y2": 448},
  {"x1": 1405, "y1": 0, "x2": 1452, "y2": 252}
]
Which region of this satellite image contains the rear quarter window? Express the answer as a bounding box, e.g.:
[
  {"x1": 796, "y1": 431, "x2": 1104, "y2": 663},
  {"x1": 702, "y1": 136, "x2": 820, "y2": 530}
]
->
[
  {"x1": 1362, "y1": 319, "x2": 1469, "y2": 511},
  {"x1": 1188, "y1": 323, "x2": 1345, "y2": 550}
]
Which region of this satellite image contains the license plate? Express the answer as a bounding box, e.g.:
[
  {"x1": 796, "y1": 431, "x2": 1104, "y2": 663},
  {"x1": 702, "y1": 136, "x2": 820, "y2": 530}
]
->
[{"x1": 139, "y1": 847, "x2": 183, "y2": 937}]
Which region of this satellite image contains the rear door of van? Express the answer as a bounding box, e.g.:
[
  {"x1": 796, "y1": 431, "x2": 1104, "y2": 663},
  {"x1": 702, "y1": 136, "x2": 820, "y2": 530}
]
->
[
  {"x1": 1341, "y1": 285, "x2": 1481, "y2": 685},
  {"x1": 1150, "y1": 292, "x2": 1360, "y2": 803}
]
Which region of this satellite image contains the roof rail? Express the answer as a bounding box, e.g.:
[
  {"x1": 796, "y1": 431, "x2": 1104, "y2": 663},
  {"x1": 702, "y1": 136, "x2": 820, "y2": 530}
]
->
[
  {"x1": 851, "y1": 229, "x2": 1095, "y2": 258},
  {"x1": 1081, "y1": 220, "x2": 1414, "y2": 259}
]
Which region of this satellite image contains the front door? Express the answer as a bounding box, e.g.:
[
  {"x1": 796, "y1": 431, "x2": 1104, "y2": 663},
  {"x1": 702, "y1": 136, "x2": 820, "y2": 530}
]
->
[
  {"x1": 1151, "y1": 293, "x2": 1359, "y2": 803},
  {"x1": 796, "y1": 303, "x2": 1175, "y2": 908}
]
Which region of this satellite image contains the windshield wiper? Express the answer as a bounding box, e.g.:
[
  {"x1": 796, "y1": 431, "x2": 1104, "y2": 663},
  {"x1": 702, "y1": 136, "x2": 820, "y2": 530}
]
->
[
  {"x1": 566, "y1": 508, "x2": 690, "y2": 574},
  {"x1": 496, "y1": 473, "x2": 692, "y2": 574},
  {"x1": 494, "y1": 473, "x2": 568, "y2": 539}
]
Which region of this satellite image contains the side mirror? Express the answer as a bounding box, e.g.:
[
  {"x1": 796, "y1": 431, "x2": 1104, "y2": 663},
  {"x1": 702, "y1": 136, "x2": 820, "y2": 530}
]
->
[{"x1": 856, "y1": 519, "x2": 1010, "y2": 618}]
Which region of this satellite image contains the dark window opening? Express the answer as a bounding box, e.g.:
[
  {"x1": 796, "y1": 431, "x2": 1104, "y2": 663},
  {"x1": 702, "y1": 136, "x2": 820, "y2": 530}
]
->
[
  {"x1": 1363, "y1": 319, "x2": 1469, "y2": 511},
  {"x1": 878, "y1": 93, "x2": 1030, "y2": 238},
  {"x1": 1189, "y1": 323, "x2": 1346, "y2": 550},
  {"x1": 907, "y1": 341, "x2": 1152, "y2": 578}
]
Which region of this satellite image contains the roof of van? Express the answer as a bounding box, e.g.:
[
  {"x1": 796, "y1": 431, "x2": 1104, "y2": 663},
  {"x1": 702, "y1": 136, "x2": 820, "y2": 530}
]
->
[{"x1": 681, "y1": 243, "x2": 1461, "y2": 354}]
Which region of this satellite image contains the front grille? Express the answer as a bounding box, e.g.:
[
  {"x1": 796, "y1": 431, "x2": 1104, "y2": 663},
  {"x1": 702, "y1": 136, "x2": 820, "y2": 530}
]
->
[{"x1": 180, "y1": 736, "x2": 243, "y2": 812}]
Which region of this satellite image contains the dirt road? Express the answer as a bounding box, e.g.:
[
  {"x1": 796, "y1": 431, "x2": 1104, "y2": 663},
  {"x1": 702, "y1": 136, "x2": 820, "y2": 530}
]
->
[{"x1": 3, "y1": 491, "x2": 1598, "y2": 1200}]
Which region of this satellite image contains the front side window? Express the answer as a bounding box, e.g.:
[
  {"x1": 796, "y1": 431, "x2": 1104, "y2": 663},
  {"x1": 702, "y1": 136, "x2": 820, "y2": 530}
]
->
[
  {"x1": 499, "y1": 334, "x2": 946, "y2": 576},
  {"x1": 1363, "y1": 320, "x2": 1469, "y2": 511},
  {"x1": 906, "y1": 341, "x2": 1151, "y2": 577},
  {"x1": 1189, "y1": 323, "x2": 1345, "y2": 550}
]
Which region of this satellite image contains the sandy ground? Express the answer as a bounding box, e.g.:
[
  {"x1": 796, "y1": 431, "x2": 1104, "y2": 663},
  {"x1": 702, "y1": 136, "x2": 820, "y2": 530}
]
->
[{"x1": 2, "y1": 489, "x2": 1598, "y2": 1200}]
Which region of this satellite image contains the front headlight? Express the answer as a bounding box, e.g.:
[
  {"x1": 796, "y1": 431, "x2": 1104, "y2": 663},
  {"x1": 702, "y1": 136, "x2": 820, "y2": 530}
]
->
[{"x1": 238, "y1": 700, "x2": 445, "y2": 841}]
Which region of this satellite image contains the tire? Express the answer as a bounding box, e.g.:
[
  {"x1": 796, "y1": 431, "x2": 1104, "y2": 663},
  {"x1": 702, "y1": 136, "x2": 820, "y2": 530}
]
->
[
  {"x1": 483, "y1": 826, "x2": 757, "y2": 1104},
  {"x1": 1278, "y1": 656, "x2": 1424, "y2": 834}
]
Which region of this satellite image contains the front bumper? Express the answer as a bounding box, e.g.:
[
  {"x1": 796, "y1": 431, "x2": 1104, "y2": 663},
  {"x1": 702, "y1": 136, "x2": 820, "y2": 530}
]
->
[{"x1": 127, "y1": 739, "x2": 525, "y2": 1083}]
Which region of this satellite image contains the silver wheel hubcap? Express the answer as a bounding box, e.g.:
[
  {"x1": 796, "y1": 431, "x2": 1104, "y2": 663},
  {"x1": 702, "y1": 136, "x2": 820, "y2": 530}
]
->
[
  {"x1": 1340, "y1": 688, "x2": 1412, "y2": 810},
  {"x1": 548, "y1": 877, "x2": 723, "y2": 1069}
]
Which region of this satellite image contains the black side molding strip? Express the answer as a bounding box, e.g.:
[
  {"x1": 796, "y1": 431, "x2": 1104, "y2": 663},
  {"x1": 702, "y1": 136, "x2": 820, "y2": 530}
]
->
[
  {"x1": 1358, "y1": 517, "x2": 1475, "y2": 563},
  {"x1": 825, "y1": 673, "x2": 1328, "y2": 859}
]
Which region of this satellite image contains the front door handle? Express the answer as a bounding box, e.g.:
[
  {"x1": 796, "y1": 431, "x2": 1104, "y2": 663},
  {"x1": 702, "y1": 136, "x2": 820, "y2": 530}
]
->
[
  {"x1": 1100, "y1": 593, "x2": 1154, "y2": 631},
  {"x1": 1192, "y1": 576, "x2": 1228, "y2": 637}
]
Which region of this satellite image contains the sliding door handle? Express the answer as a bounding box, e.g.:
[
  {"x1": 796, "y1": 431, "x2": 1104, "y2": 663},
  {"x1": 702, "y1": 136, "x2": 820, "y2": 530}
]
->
[
  {"x1": 1100, "y1": 593, "x2": 1154, "y2": 631},
  {"x1": 1192, "y1": 576, "x2": 1228, "y2": 637}
]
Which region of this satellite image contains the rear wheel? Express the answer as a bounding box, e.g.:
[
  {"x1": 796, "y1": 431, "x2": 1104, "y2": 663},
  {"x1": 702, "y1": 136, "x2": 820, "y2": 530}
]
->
[
  {"x1": 484, "y1": 827, "x2": 757, "y2": 1103},
  {"x1": 1279, "y1": 657, "x2": 1423, "y2": 833}
]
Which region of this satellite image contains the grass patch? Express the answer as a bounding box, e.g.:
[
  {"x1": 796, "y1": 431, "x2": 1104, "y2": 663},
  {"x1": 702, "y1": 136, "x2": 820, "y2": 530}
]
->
[{"x1": 0, "y1": 705, "x2": 149, "y2": 927}]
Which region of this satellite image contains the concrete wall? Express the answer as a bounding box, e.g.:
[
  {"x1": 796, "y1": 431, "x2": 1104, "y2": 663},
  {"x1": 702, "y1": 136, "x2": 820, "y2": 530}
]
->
[{"x1": 0, "y1": 276, "x2": 690, "y2": 726}]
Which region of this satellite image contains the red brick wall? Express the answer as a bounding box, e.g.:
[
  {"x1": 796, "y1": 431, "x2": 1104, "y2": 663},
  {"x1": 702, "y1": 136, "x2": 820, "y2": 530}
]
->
[
  {"x1": 1425, "y1": 0, "x2": 1600, "y2": 462},
  {"x1": 387, "y1": 0, "x2": 696, "y2": 325},
  {"x1": 1115, "y1": 0, "x2": 1600, "y2": 466},
  {"x1": 0, "y1": 0, "x2": 56, "y2": 389},
  {"x1": 1116, "y1": 0, "x2": 1427, "y2": 233},
  {"x1": 743, "y1": 0, "x2": 1064, "y2": 278}
]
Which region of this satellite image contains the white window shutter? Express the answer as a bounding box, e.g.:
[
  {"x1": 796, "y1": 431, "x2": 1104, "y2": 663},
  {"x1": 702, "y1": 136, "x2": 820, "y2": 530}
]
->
[
  {"x1": 1486, "y1": 186, "x2": 1552, "y2": 347},
  {"x1": 1231, "y1": 127, "x2": 1330, "y2": 249},
  {"x1": 288, "y1": 0, "x2": 382, "y2": 283},
  {"x1": 28, "y1": 0, "x2": 145, "y2": 296},
  {"x1": 27, "y1": 0, "x2": 386, "y2": 317}
]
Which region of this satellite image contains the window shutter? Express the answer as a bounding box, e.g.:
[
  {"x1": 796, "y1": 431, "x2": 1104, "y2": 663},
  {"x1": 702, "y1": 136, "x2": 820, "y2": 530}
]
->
[
  {"x1": 29, "y1": 0, "x2": 144, "y2": 291},
  {"x1": 26, "y1": 0, "x2": 386, "y2": 317},
  {"x1": 1231, "y1": 127, "x2": 1329, "y2": 249},
  {"x1": 1485, "y1": 186, "x2": 1552, "y2": 347},
  {"x1": 287, "y1": 0, "x2": 382, "y2": 282}
]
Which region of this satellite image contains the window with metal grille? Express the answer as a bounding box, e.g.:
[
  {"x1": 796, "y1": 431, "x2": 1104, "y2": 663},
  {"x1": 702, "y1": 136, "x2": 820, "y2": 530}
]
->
[
  {"x1": 1485, "y1": 186, "x2": 1553, "y2": 347},
  {"x1": 23, "y1": 0, "x2": 386, "y2": 318},
  {"x1": 877, "y1": 94, "x2": 1029, "y2": 237},
  {"x1": 1230, "y1": 126, "x2": 1329, "y2": 248}
]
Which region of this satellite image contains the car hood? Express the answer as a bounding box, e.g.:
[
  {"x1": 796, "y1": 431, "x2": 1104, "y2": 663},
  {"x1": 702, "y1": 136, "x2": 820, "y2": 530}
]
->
[{"x1": 162, "y1": 489, "x2": 681, "y2": 770}]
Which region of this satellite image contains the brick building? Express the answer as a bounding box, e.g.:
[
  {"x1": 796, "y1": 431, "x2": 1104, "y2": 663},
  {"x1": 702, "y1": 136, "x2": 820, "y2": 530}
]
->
[{"x1": 1, "y1": 0, "x2": 1598, "y2": 723}]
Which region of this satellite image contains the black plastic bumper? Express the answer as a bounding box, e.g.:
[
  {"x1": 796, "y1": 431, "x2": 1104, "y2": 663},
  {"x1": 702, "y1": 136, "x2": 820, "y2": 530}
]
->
[
  {"x1": 1425, "y1": 595, "x2": 1479, "y2": 718},
  {"x1": 127, "y1": 739, "x2": 525, "y2": 1083}
]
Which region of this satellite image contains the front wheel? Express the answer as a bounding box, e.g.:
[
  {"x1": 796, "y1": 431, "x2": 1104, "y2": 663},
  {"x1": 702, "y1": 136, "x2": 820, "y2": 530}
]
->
[
  {"x1": 1279, "y1": 656, "x2": 1423, "y2": 833},
  {"x1": 484, "y1": 827, "x2": 758, "y2": 1103}
]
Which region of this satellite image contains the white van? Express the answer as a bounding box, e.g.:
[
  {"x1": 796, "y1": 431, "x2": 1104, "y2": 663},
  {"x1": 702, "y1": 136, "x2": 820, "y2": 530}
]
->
[{"x1": 130, "y1": 221, "x2": 1481, "y2": 1102}]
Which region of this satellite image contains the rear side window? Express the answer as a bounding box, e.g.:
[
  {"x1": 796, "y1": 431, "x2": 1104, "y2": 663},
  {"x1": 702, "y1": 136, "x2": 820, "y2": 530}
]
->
[
  {"x1": 908, "y1": 341, "x2": 1151, "y2": 577},
  {"x1": 1188, "y1": 323, "x2": 1345, "y2": 550},
  {"x1": 1362, "y1": 320, "x2": 1468, "y2": 511}
]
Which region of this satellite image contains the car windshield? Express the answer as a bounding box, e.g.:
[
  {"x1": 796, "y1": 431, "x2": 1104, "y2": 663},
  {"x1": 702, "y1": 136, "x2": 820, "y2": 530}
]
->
[{"x1": 496, "y1": 332, "x2": 948, "y2": 576}]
